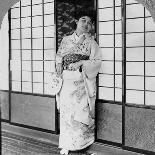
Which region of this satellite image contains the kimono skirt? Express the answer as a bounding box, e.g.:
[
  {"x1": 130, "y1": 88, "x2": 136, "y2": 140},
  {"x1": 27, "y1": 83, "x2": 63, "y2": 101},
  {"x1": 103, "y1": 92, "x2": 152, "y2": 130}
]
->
[{"x1": 58, "y1": 69, "x2": 95, "y2": 151}]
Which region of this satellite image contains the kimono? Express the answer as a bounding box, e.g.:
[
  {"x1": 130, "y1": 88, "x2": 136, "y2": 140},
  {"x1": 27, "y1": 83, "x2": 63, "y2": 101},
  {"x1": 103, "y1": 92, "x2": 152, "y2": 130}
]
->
[{"x1": 56, "y1": 32, "x2": 101, "y2": 151}]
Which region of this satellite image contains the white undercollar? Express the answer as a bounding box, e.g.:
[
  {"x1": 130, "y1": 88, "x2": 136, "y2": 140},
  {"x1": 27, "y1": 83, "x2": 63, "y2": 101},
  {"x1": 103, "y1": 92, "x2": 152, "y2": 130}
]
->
[{"x1": 74, "y1": 32, "x2": 85, "y2": 43}]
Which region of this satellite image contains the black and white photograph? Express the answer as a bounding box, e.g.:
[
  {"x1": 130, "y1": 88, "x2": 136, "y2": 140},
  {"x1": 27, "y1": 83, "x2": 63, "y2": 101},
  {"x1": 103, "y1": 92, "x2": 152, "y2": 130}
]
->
[{"x1": 0, "y1": 0, "x2": 155, "y2": 154}]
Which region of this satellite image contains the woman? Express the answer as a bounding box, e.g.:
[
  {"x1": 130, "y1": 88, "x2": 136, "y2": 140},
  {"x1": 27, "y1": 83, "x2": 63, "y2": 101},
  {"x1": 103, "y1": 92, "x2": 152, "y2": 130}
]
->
[{"x1": 56, "y1": 10, "x2": 101, "y2": 155}]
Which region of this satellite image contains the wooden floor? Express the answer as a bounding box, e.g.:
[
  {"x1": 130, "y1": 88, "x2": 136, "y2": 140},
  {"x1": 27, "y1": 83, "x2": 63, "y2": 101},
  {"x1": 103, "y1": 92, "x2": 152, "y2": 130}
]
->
[
  {"x1": 2, "y1": 122, "x2": 144, "y2": 155},
  {"x1": 2, "y1": 130, "x2": 92, "y2": 155}
]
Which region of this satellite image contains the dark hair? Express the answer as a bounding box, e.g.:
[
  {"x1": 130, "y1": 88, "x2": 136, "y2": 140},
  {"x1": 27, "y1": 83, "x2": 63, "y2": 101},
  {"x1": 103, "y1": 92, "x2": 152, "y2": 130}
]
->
[{"x1": 74, "y1": 9, "x2": 96, "y2": 23}]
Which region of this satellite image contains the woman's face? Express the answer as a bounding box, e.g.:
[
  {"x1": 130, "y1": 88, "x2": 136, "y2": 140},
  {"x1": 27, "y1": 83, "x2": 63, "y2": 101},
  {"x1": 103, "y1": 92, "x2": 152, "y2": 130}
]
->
[{"x1": 76, "y1": 16, "x2": 92, "y2": 33}]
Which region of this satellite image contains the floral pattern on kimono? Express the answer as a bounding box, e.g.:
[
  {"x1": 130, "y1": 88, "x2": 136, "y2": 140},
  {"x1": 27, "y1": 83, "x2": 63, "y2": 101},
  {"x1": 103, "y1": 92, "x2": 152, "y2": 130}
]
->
[{"x1": 56, "y1": 32, "x2": 101, "y2": 151}]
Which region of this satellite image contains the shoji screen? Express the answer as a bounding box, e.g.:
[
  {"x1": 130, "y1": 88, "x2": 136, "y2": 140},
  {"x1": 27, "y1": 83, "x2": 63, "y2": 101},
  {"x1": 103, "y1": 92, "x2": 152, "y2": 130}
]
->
[
  {"x1": 10, "y1": 0, "x2": 55, "y2": 95},
  {"x1": 145, "y1": 7, "x2": 155, "y2": 106},
  {"x1": 97, "y1": 0, "x2": 122, "y2": 144},
  {"x1": 125, "y1": 1, "x2": 155, "y2": 152},
  {"x1": 126, "y1": 0, "x2": 155, "y2": 106},
  {"x1": 9, "y1": 0, "x2": 56, "y2": 131},
  {"x1": 98, "y1": 0, "x2": 122, "y2": 102}
]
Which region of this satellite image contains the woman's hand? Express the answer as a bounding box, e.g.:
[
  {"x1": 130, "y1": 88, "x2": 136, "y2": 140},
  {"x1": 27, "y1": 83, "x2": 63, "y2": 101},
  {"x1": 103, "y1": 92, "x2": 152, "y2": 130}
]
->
[
  {"x1": 68, "y1": 61, "x2": 83, "y2": 71},
  {"x1": 56, "y1": 63, "x2": 62, "y2": 76}
]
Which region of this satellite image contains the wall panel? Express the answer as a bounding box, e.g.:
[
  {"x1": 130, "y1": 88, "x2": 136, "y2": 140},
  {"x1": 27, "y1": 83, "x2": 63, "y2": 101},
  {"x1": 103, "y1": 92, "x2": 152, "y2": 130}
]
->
[
  {"x1": 97, "y1": 102, "x2": 122, "y2": 143},
  {"x1": 125, "y1": 106, "x2": 155, "y2": 152},
  {"x1": 1, "y1": 91, "x2": 9, "y2": 120},
  {"x1": 11, "y1": 93, "x2": 56, "y2": 131}
]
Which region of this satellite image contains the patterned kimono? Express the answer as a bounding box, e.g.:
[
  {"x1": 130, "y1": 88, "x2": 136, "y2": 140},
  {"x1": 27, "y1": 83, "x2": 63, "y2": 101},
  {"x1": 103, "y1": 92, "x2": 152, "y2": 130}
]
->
[{"x1": 56, "y1": 32, "x2": 101, "y2": 151}]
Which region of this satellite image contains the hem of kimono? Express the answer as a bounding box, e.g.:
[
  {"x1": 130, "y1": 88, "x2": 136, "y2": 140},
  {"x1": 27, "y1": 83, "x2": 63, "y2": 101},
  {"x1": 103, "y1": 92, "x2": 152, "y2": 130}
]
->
[{"x1": 58, "y1": 138, "x2": 94, "y2": 151}]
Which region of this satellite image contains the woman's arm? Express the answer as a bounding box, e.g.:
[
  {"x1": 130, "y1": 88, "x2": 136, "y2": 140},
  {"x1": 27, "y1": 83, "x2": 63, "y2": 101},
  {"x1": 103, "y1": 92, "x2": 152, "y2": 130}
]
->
[
  {"x1": 82, "y1": 40, "x2": 102, "y2": 79},
  {"x1": 55, "y1": 38, "x2": 66, "y2": 75}
]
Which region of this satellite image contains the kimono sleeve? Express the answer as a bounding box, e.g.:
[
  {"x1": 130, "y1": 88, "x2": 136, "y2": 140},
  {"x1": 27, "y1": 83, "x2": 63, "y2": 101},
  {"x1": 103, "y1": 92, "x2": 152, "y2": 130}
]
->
[
  {"x1": 83, "y1": 39, "x2": 101, "y2": 79},
  {"x1": 55, "y1": 37, "x2": 66, "y2": 64}
]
